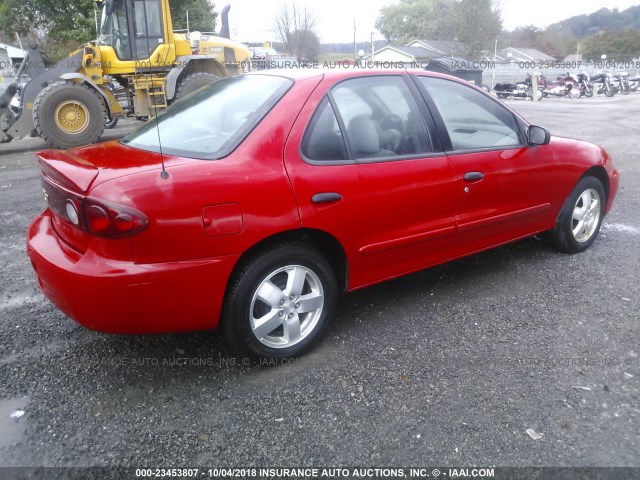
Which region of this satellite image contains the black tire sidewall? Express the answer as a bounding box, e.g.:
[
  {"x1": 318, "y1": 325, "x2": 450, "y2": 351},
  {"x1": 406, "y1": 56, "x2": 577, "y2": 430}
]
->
[
  {"x1": 559, "y1": 177, "x2": 606, "y2": 253},
  {"x1": 34, "y1": 82, "x2": 105, "y2": 149},
  {"x1": 225, "y1": 245, "x2": 337, "y2": 359},
  {"x1": 174, "y1": 73, "x2": 219, "y2": 101}
]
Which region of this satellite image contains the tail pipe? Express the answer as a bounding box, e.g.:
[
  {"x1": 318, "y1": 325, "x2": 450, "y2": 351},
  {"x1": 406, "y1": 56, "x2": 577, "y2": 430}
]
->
[{"x1": 219, "y1": 4, "x2": 230, "y2": 39}]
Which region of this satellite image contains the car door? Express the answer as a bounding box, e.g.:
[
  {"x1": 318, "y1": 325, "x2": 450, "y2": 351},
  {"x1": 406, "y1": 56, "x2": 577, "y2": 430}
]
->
[
  {"x1": 415, "y1": 75, "x2": 565, "y2": 257},
  {"x1": 284, "y1": 74, "x2": 459, "y2": 289}
]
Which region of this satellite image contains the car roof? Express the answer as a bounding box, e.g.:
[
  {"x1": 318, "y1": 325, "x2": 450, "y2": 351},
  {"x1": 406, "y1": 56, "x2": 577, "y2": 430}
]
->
[{"x1": 247, "y1": 68, "x2": 449, "y2": 83}]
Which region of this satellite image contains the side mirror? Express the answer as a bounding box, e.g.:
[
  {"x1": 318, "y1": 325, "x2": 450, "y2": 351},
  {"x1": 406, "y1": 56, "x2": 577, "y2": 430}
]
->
[{"x1": 528, "y1": 125, "x2": 550, "y2": 146}]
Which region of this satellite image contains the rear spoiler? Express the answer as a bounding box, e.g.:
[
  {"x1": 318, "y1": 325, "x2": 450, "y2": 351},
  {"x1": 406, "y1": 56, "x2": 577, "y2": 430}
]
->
[{"x1": 36, "y1": 149, "x2": 99, "y2": 194}]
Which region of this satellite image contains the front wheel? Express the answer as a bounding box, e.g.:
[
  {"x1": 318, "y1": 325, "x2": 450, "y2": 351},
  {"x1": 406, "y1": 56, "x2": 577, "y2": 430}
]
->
[
  {"x1": 584, "y1": 85, "x2": 593, "y2": 97},
  {"x1": 569, "y1": 87, "x2": 582, "y2": 99},
  {"x1": 547, "y1": 176, "x2": 606, "y2": 253},
  {"x1": 222, "y1": 244, "x2": 338, "y2": 359},
  {"x1": 33, "y1": 81, "x2": 106, "y2": 149},
  {"x1": 605, "y1": 84, "x2": 615, "y2": 97}
]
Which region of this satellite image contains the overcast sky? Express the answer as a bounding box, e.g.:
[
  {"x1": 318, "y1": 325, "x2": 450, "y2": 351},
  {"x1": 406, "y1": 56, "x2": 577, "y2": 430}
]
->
[{"x1": 224, "y1": 0, "x2": 640, "y2": 44}]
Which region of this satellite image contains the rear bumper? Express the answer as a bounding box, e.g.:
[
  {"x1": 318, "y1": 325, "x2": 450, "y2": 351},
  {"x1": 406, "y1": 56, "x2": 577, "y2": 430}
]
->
[{"x1": 27, "y1": 212, "x2": 239, "y2": 334}]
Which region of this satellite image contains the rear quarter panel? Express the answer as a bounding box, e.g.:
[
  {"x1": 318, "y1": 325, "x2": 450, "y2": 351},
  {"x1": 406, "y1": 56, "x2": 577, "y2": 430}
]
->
[{"x1": 88, "y1": 75, "x2": 324, "y2": 265}]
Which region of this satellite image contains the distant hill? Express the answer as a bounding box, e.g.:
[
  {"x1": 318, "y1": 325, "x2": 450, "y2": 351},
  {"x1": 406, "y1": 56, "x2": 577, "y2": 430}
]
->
[{"x1": 548, "y1": 5, "x2": 640, "y2": 39}]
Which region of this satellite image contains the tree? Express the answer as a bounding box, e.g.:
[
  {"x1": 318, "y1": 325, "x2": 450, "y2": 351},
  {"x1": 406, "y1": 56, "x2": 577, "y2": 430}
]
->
[
  {"x1": 274, "y1": 2, "x2": 317, "y2": 61},
  {"x1": 453, "y1": 0, "x2": 502, "y2": 59},
  {"x1": 374, "y1": 0, "x2": 501, "y2": 59},
  {"x1": 499, "y1": 25, "x2": 577, "y2": 60},
  {"x1": 581, "y1": 29, "x2": 640, "y2": 61},
  {"x1": 170, "y1": 0, "x2": 217, "y2": 33},
  {"x1": 375, "y1": 0, "x2": 446, "y2": 44}
]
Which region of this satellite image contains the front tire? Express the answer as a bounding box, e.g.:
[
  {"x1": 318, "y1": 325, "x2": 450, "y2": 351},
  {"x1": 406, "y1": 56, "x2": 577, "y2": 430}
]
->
[
  {"x1": 222, "y1": 243, "x2": 338, "y2": 359},
  {"x1": 33, "y1": 81, "x2": 106, "y2": 149},
  {"x1": 605, "y1": 84, "x2": 615, "y2": 97},
  {"x1": 547, "y1": 176, "x2": 606, "y2": 253}
]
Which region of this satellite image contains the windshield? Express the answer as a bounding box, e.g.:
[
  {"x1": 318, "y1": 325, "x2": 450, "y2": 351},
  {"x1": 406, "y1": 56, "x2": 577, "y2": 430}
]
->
[{"x1": 122, "y1": 75, "x2": 293, "y2": 160}]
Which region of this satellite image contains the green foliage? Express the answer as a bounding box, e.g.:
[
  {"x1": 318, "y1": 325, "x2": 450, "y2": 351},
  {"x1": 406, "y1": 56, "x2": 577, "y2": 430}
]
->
[
  {"x1": 375, "y1": 0, "x2": 445, "y2": 44},
  {"x1": 170, "y1": 0, "x2": 217, "y2": 33},
  {"x1": 551, "y1": 6, "x2": 640, "y2": 39},
  {"x1": 288, "y1": 29, "x2": 320, "y2": 61},
  {"x1": 580, "y1": 29, "x2": 640, "y2": 62},
  {"x1": 499, "y1": 26, "x2": 577, "y2": 60},
  {"x1": 375, "y1": 0, "x2": 501, "y2": 59},
  {"x1": 454, "y1": 0, "x2": 501, "y2": 60},
  {"x1": 0, "y1": 0, "x2": 96, "y2": 56}
]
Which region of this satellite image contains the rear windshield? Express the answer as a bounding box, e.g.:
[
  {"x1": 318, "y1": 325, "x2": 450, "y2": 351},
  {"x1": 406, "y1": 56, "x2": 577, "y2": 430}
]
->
[{"x1": 122, "y1": 75, "x2": 293, "y2": 160}]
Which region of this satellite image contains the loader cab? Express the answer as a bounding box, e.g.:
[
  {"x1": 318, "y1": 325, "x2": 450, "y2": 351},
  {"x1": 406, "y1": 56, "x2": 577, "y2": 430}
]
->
[{"x1": 97, "y1": 0, "x2": 167, "y2": 61}]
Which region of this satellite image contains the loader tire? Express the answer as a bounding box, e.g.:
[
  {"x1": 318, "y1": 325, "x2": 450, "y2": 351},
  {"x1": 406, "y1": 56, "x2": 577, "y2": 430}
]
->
[
  {"x1": 174, "y1": 72, "x2": 220, "y2": 101},
  {"x1": 33, "y1": 81, "x2": 106, "y2": 150}
]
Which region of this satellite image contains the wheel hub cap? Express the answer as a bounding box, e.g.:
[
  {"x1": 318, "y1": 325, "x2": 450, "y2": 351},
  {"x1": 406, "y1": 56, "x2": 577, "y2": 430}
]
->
[
  {"x1": 250, "y1": 265, "x2": 324, "y2": 349},
  {"x1": 54, "y1": 101, "x2": 90, "y2": 134},
  {"x1": 571, "y1": 188, "x2": 601, "y2": 243}
]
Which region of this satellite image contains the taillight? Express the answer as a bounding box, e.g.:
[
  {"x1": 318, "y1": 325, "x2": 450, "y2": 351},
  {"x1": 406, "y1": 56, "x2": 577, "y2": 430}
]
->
[
  {"x1": 84, "y1": 198, "x2": 148, "y2": 238},
  {"x1": 42, "y1": 177, "x2": 148, "y2": 238}
]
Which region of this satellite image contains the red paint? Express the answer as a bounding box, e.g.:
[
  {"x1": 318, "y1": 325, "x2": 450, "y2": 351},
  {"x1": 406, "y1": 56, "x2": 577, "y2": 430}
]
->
[{"x1": 27, "y1": 70, "x2": 619, "y2": 334}]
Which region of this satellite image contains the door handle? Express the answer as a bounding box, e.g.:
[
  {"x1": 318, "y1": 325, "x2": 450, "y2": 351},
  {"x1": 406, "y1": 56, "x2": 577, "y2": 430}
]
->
[
  {"x1": 463, "y1": 171, "x2": 485, "y2": 182},
  {"x1": 312, "y1": 192, "x2": 342, "y2": 204}
]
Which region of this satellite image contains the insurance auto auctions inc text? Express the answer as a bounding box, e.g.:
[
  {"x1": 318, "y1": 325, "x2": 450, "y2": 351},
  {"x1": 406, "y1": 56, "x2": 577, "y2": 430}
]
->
[{"x1": 200, "y1": 468, "x2": 495, "y2": 478}]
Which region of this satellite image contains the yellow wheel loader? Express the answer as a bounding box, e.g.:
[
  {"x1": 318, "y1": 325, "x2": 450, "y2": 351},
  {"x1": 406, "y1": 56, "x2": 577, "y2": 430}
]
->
[{"x1": 0, "y1": 0, "x2": 251, "y2": 149}]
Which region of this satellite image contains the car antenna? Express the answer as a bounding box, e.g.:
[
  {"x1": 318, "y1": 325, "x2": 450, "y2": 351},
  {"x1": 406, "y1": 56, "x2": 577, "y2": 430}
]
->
[{"x1": 139, "y1": 4, "x2": 169, "y2": 179}]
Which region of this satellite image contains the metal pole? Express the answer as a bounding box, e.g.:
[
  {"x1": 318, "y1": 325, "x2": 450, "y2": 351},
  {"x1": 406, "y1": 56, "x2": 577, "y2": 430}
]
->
[
  {"x1": 353, "y1": 18, "x2": 356, "y2": 63},
  {"x1": 186, "y1": 11, "x2": 190, "y2": 33},
  {"x1": 491, "y1": 38, "x2": 497, "y2": 89},
  {"x1": 371, "y1": 32, "x2": 374, "y2": 63}
]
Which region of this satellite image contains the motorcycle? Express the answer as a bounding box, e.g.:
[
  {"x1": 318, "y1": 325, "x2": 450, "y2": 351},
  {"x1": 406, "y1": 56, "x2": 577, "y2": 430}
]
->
[
  {"x1": 629, "y1": 74, "x2": 640, "y2": 93},
  {"x1": 590, "y1": 71, "x2": 616, "y2": 97},
  {"x1": 612, "y1": 72, "x2": 630, "y2": 95},
  {"x1": 541, "y1": 73, "x2": 582, "y2": 99},
  {"x1": 494, "y1": 74, "x2": 543, "y2": 100},
  {"x1": 574, "y1": 72, "x2": 593, "y2": 98}
]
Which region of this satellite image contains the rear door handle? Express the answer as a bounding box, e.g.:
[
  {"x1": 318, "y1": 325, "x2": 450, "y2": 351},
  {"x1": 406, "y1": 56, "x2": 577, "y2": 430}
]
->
[
  {"x1": 312, "y1": 192, "x2": 342, "y2": 204},
  {"x1": 464, "y1": 171, "x2": 485, "y2": 182}
]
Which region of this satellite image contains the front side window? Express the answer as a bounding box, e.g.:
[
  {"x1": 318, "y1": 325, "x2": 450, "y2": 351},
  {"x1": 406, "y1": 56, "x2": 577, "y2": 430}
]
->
[
  {"x1": 419, "y1": 77, "x2": 523, "y2": 151},
  {"x1": 122, "y1": 75, "x2": 293, "y2": 160},
  {"x1": 331, "y1": 76, "x2": 434, "y2": 159}
]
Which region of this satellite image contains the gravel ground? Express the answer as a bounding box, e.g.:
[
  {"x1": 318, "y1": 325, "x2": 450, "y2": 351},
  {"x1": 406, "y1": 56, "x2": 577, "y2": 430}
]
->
[{"x1": 0, "y1": 95, "x2": 638, "y2": 470}]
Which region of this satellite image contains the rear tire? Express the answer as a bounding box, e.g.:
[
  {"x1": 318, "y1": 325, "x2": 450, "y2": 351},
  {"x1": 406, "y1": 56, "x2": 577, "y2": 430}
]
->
[
  {"x1": 222, "y1": 243, "x2": 338, "y2": 359},
  {"x1": 174, "y1": 72, "x2": 220, "y2": 101},
  {"x1": 33, "y1": 81, "x2": 106, "y2": 149},
  {"x1": 104, "y1": 116, "x2": 119, "y2": 129},
  {"x1": 547, "y1": 176, "x2": 606, "y2": 253}
]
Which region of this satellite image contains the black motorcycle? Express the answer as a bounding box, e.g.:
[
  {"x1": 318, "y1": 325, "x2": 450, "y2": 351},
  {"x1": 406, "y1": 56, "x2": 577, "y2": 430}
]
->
[
  {"x1": 494, "y1": 74, "x2": 542, "y2": 100},
  {"x1": 612, "y1": 72, "x2": 630, "y2": 95},
  {"x1": 575, "y1": 72, "x2": 593, "y2": 98},
  {"x1": 590, "y1": 72, "x2": 616, "y2": 97}
]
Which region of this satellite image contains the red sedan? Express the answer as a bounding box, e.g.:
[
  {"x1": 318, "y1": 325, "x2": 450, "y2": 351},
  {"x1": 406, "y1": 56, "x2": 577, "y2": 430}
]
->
[{"x1": 27, "y1": 69, "x2": 619, "y2": 358}]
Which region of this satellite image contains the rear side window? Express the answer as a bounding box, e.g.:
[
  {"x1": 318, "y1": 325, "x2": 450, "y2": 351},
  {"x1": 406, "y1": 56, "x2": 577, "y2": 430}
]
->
[
  {"x1": 122, "y1": 75, "x2": 293, "y2": 160},
  {"x1": 301, "y1": 97, "x2": 348, "y2": 161},
  {"x1": 419, "y1": 77, "x2": 523, "y2": 151}
]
